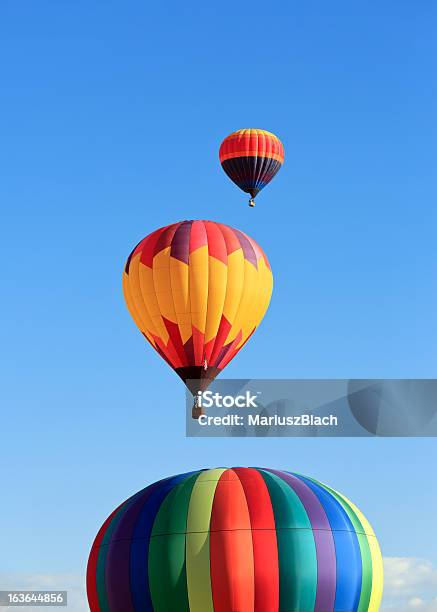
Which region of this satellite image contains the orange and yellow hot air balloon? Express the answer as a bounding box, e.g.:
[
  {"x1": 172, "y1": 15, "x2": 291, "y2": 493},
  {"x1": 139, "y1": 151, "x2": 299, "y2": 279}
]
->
[
  {"x1": 219, "y1": 128, "x2": 284, "y2": 207},
  {"x1": 122, "y1": 220, "x2": 273, "y2": 416}
]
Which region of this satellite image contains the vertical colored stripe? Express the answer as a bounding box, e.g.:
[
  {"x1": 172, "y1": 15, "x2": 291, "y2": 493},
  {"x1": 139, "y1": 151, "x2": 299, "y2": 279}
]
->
[
  {"x1": 148, "y1": 472, "x2": 201, "y2": 611},
  {"x1": 209, "y1": 470, "x2": 254, "y2": 612},
  {"x1": 87, "y1": 501, "x2": 126, "y2": 612},
  {"x1": 130, "y1": 473, "x2": 194, "y2": 611},
  {"x1": 259, "y1": 469, "x2": 318, "y2": 611},
  {"x1": 233, "y1": 468, "x2": 279, "y2": 612},
  {"x1": 105, "y1": 481, "x2": 169, "y2": 612},
  {"x1": 336, "y1": 491, "x2": 384, "y2": 612},
  {"x1": 296, "y1": 474, "x2": 363, "y2": 612},
  {"x1": 186, "y1": 468, "x2": 226, "y2": 612},
  {"x1": 270, "y1": 470, "x2": 337, "y2": 611},
  {"x1": 318, "y1": 483, "x2": 373, "y2": 612},
  {"x1": 96, "y1": 493, "x2": 144, "y2": 612}
]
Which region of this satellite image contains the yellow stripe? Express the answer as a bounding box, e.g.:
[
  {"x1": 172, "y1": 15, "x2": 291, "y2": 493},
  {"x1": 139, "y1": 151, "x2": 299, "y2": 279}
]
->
[
  {"x1": 189, "y1": 245, "x2": 209, "y2": 334},
  {"x1": 227, "y1": 128, "x2": 280, "y2": 139},
  {"x1": 204, "y1": 257, "x2": 228, "y2": 344},
  {"x1": 136, "y1": 259, "x2": 169, "y2": 344},
  {"x1": 222, "y1": 249, "x2": 245, "y2": 330},
  {"x1": 239, "y1": 257, "x2": 273, "y2": 348},
  {"x1": 225, "y1": 260, "x2": 258, "y2": 345},
  {"x1": 127, "y1": 253, "x2": 169, "y2": 344},
  {"x1": 152, "y1": 247, "x2": 178, "y2": 325},
  {"x1": 169, "y1": 257, "x2": 192, "y2": 344},
  {"x1": 122, "y1": 272, "x2": 155, "y2": 347},
  {"x1": 186, "y1": 469, "x2": 226, "y2": 612}
]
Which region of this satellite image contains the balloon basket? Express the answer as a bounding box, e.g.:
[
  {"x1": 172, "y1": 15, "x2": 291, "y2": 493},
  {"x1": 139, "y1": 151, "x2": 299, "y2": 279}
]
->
[{"x1": 192, "y1": 398, "x2": 204, "y2": 420}]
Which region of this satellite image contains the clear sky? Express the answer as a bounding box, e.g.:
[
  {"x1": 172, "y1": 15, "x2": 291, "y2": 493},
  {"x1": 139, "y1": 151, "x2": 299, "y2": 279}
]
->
[{"x1": 1, "y1": 1, "x2": 436, "y2": 609}]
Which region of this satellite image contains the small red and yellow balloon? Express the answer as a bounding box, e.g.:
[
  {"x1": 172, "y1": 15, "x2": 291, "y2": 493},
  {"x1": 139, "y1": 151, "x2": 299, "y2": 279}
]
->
[{"x1": 219, "y1": 128, "x2": 284, "y2": 207}]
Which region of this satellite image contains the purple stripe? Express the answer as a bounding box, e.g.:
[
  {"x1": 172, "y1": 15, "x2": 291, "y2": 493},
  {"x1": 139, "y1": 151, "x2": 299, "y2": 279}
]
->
[
  {"x1": 183, "y1": 336, "x2": 195, "y2": 366},
  {"x1": 233, "y1": 229, "x2": 258, "y2": 269},
  {"x1": 170, "y1": 221, "x2": 192, "y2": 263},
  {"x1": 212, "y1": 341, "x2": 233, "y2": 368},
  {"x1": 268, "y1": 469, "x2": 337, "y2": 611},
  {"x1": 104, "y1": 480, "x2": 169, "y2": 612}
]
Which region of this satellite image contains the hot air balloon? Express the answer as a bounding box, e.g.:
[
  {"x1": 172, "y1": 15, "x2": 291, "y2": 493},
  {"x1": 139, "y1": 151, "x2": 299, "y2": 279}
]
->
[
  {"x1": 122, "y1": 221, "x2": 273, "y2": 417},
  {"x1": 87, "y1": 467, "x2": 384, "y2": 612},
  {"x1": 219, "y1": 129, "x2": 284, "y2": 207}
]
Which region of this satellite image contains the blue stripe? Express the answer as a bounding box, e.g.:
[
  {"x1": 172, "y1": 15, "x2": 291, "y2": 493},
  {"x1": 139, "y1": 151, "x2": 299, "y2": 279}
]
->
[
  {"x1": 239, "y1": 182, "x2": 266, "y2": 191},
  {"x1": 129, "y1": 471, "x2": 197, "y2": 612},
  {"x1": 293, "y1": 474, "x2": 363, "y2": 612}
]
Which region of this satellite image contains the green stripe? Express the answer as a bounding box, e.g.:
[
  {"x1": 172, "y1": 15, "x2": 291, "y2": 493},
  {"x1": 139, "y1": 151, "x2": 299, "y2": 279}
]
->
[
  {"x1": 148, "y1": 473, "x2": 200, "y2": 612},
  {"x1": 259, "y1": 470, "x2": 317, "y2": 612},
  {"x1": 312, "y1": 480, "x2": 373, "y2": 612}
]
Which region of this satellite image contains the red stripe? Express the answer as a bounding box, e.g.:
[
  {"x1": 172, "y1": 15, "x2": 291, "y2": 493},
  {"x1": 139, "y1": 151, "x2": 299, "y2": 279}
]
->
[
  {"x1": 162, "y1": 317, "x2": 188, "y2": 367},
  {"x1": 216, "y1": 330, "x2": 243, "y2": 369},
  {"x1": 139, "y1": 225, "x2": 174, "y2": 268},
  {"x1": 219, "y1": 133, "x2": 283, "y2": 162},
  {"x1": 189, "y1": 220, "x2": 208, "y2": 253},
  {"x1": 217, "y1": 223, "x2": 241, "y2": 256},
  {"x1": 208, "y1": 314, "x2": 232, "y2": 366},
  {"x1": 204, "y1": 220, "x2": 227, "y2": 264},
  {"x1": 151, "y1": 331, "x2": 184, "y2": 369},
  {"x1": 210, "y1": 470, "x2": 255, "y2": 612},
  {"x1": 192, "y1": 325, "x2": 205, "y2": 366},
  {"x1": 150, "y1": 334, "x2": 176, "y2": 367},
  {"x1": 233, "y1": 468, "x2": 280, "y2": 612},
  {"x1": 219, "y1": 328, "x2": 255, "y2": 370}
]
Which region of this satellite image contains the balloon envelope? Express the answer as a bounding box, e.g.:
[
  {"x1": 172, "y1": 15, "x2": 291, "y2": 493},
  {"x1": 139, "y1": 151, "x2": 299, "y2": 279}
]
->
[
  {"x1": 219, "y1": 129, "x2": 284, "y2": 205},
  {"x1": 122, "y1": 220, "x2": 273, "y2": 396},
  {"x1": 87, "y1": 467, "x2": 383, "y2": 612}
]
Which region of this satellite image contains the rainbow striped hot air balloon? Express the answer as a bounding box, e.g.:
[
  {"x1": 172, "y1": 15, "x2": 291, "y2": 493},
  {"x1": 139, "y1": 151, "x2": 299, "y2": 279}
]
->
[
  {"x1": 87, "y1": 467, "x2": 384, "y2": 612},
  {"x1": 219, "y1": 129, "x2": 284, "y2": 207}
]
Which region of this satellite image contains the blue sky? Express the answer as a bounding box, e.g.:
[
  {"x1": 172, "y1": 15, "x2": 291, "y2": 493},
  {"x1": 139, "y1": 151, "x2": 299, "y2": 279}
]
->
[{"x1": 1, "y1": 0, "x2": 436, "y2": 606}]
